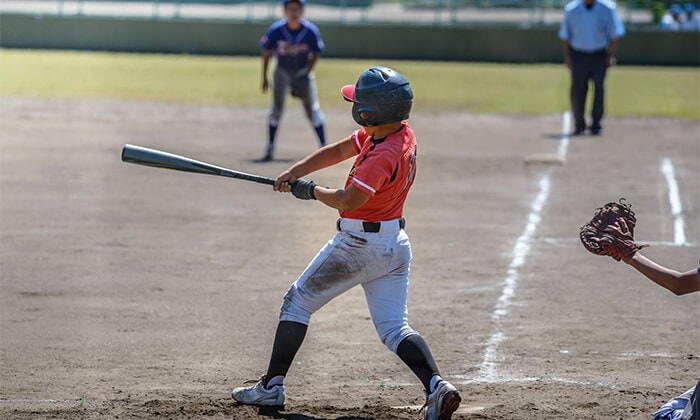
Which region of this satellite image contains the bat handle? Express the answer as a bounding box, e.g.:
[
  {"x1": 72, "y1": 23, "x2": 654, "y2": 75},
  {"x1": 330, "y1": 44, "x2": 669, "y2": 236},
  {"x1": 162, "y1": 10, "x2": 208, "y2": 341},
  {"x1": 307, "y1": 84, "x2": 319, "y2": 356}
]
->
[{"x1": 219, "y1": 169, "x2": 275, "y2": 185}]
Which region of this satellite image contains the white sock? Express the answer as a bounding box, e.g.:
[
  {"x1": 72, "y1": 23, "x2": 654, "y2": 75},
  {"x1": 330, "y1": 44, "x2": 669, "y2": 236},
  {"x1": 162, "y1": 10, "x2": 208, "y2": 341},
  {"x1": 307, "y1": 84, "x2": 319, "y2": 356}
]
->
[
  {"x1": 265, "y1": 375, "x2": 284, "y2": 389},
  {"x1": 429, "y1": 374, "x2": 443, "y2": 393}
]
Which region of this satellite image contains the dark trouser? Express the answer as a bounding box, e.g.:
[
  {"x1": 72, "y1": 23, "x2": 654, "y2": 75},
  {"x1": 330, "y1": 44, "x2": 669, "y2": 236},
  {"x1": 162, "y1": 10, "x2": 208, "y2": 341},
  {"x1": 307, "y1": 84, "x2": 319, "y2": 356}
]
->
[{"x1": 570, "y1": 49, "x2": 607, "y2": 132}]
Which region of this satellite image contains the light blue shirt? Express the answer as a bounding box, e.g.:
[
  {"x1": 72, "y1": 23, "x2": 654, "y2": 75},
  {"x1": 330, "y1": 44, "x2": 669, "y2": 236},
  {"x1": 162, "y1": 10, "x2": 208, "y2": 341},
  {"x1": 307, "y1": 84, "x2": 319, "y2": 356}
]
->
[{"x1": 558, "y1": 0, "x2": 626, "y2": 52}]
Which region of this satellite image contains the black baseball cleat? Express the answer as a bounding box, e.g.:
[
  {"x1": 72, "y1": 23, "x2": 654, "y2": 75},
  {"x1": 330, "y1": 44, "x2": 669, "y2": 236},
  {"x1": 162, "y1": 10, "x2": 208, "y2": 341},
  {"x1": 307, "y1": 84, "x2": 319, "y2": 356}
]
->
[{"x1": 260, "y1": 144, "x2": 274, "y2": 162}]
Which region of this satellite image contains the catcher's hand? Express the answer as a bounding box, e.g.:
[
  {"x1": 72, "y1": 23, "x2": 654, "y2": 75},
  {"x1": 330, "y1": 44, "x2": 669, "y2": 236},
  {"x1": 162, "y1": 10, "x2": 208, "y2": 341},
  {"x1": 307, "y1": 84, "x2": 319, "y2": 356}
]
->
[{"x1": 579, "y1": 199, "x2": 649, "y2": 261}]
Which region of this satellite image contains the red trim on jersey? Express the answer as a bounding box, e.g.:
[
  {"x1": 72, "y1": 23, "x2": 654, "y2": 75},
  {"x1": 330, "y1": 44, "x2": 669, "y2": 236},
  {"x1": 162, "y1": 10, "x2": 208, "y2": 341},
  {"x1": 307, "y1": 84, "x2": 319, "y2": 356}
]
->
[{"x1": 340, "y1": 122, "x2": 417, "y2": 222}]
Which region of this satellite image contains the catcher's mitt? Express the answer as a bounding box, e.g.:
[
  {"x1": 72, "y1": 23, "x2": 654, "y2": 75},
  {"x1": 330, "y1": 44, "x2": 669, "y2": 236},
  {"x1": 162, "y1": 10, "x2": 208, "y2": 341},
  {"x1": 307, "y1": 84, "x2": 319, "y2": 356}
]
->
[{"x1": 579, "y1": 199, "x2": 649, "y2": 261}]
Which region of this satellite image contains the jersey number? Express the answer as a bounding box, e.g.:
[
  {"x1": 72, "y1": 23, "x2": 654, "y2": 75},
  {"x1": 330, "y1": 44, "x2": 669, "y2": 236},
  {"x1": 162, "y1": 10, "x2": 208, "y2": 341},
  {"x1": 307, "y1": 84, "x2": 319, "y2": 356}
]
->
[{"x1": 405, "y1": 147, "x2": 417, "y2": 187}]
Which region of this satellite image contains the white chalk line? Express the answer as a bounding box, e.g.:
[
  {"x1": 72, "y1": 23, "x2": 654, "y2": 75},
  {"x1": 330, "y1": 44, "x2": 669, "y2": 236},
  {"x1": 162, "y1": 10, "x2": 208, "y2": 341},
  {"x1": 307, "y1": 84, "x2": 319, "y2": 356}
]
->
[
  {"x1": 453, "y1": 350, "x2": 695, "y2": 386},
  {"x1": 476, "y1": 175, "x2": 552, "y2": 383},
  {"x1": 393, "y1": 404, "x2": 486, "y2": 413},
  {"x1": 540, "y1": 237, "x2": 698, "y2": 247},
  {"x1": 457, "y1": 375, "x2": 593, "y2": 386},
  {"x1": 0, "y1": 399, "x2": 77, "y2": 404},
  {"x1": 463, "y1": 117, "x2": 695, "y2": 387},
  {"x1": 558, "y1": 111, "x2": 571, "y2": 159},
  {"x1": 471, "y1": 112, "x2": 573, "y2": 383},
  {"x1": 660, "y1": 158, "x2": 687, "y2": 245}
]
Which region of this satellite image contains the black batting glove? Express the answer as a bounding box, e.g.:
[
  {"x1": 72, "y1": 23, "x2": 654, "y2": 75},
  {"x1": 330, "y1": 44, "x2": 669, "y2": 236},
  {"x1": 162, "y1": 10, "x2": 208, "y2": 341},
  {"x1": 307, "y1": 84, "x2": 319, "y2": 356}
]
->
[{"x1": 291, "y1": 179, "x2": 317, "y2": 200}]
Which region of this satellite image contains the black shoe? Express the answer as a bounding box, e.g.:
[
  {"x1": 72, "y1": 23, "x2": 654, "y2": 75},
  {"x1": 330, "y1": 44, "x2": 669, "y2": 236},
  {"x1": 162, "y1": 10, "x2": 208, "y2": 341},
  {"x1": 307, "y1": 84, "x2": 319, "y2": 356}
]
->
[
  {"x1": 571, "y1": 128, "x2": 585, "y2": 136},
  {"x1": 590, "y1": 127, "x2": 601, "y2": 136},
  {"x1": 261, "y1": 144, "x2": 274, "y2": 162}
]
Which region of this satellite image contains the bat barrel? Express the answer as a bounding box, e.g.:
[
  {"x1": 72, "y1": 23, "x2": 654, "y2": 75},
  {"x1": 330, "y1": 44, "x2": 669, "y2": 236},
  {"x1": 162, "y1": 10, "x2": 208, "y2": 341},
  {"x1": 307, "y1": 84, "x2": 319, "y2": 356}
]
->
[
  {"x1": 122, "y1": 144, "x2": 221, "y2": 175},
  {"x1": 121, "y1": 144, "x2": 275, "y2": 185}
]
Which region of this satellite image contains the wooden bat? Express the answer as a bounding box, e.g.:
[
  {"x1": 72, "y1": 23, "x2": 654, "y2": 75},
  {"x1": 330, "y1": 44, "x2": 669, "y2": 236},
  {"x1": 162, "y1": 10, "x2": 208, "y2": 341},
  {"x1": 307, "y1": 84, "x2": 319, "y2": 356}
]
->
[{"x1": 121, "y1": 144, "x2": 275, "y2": 185}]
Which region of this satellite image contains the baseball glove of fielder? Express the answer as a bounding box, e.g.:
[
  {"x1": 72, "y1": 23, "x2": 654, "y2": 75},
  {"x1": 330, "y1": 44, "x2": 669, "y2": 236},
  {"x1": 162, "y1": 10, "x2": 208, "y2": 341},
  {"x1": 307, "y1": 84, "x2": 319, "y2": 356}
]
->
[
  {"x1": 291, "y1": 74, "x2": 310, "y2": 98},
  {"x1": 579, "y1": 199, "x2": 649, "y2": 261}
]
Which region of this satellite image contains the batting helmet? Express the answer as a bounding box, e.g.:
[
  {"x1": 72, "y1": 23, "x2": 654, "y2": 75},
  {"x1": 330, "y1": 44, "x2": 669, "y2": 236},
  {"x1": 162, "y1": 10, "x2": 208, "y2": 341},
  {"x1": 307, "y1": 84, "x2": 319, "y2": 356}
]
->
[{"x1": 341, "y1": 66, "x2": 413, "y2": 127}]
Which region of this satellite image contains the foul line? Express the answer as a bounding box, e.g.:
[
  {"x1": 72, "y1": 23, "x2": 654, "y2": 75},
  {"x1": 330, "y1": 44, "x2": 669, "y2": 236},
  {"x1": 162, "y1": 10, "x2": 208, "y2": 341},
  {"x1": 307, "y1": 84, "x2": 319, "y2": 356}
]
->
[
  {"x1": 558, "y1": 111, "x2": 571, "y2": 159},
  {"x1": 541, "y1": 237, "x2": 697, "y2": 248},
  {"x1": 472, "y1": 111, "x2": 570, "y2": 383},
  {"x1": 660, "y1": 158, "x2": 686, "y2": 245},
  {"x1": 476, "y1": 175, "x2": 551, "y2": 382},
  {"x1": 476, "y1": 111, "x2": 571, "y2": 382}
]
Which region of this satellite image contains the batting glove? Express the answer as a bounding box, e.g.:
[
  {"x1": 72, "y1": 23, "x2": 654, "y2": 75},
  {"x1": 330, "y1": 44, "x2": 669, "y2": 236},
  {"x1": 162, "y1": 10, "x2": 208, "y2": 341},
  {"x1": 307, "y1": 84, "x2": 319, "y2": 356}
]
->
[{"x1": 291, "y1": 179, "x2": 317, "y2": 200}]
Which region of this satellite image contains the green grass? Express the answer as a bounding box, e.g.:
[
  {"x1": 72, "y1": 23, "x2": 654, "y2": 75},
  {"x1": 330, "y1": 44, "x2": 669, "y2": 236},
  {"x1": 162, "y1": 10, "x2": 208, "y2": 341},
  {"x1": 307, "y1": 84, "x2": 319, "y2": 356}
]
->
[{"x1": 1, "y1": 49, "x2": 698, "y2": 119}]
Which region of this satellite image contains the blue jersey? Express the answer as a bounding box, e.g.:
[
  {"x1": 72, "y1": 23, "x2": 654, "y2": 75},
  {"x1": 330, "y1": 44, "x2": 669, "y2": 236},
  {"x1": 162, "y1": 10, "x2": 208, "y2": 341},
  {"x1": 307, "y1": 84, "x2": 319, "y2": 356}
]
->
[
  {"x1": 260, "y1": 19, "x2": 324, "y2": 71},
  {"x1": 558, "y1": 0, "x2": 625, "y2": 52}
]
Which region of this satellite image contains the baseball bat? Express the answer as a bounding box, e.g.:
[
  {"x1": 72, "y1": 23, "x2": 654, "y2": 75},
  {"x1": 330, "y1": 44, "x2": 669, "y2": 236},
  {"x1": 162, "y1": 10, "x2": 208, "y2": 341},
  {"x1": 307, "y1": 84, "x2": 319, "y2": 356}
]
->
[{"x1": 121, "y1": 144, "x2": 275, "y2": 185}]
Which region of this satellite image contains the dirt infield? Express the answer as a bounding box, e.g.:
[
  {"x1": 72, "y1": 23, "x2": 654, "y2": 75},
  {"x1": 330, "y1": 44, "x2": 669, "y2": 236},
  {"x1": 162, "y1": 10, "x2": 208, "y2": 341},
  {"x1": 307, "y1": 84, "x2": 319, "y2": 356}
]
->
[{"x1": 1, "y1": 97, "x2": 698, "y2": 419}]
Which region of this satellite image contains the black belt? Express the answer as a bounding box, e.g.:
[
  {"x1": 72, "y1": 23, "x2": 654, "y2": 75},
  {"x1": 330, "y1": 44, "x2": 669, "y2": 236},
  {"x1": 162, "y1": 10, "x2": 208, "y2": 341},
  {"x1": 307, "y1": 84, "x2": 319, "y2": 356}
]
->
[
  {"x1": 336, "y1": 218, "x2": 406, "y2": 232},
  {"x1": 571, "y1": 48, "x2": 606, "y2": 55}
]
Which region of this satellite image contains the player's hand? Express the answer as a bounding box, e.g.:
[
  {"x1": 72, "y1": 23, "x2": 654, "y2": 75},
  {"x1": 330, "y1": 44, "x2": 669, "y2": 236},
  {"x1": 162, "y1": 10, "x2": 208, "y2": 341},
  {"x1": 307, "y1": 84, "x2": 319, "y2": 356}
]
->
[
  {"x1": 564, "y1": 56, "x2": 572, "y2": 69},
  {"x1": 274, "y1": 170, "x2": 298, "y2": 192},
  {"x1": 262, "y1": 77, "x2": 269, "y2": 92},
  {"x1": 607, "y1": 55, "x2": 617, "y2": 67}
]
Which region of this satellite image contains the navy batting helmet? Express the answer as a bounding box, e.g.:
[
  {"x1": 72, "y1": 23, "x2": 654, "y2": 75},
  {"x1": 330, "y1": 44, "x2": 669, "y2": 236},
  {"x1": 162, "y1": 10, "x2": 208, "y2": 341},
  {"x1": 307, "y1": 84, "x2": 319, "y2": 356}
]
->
[{"x1": 341, "y1": 66, "x2": 413, "y2": 127}]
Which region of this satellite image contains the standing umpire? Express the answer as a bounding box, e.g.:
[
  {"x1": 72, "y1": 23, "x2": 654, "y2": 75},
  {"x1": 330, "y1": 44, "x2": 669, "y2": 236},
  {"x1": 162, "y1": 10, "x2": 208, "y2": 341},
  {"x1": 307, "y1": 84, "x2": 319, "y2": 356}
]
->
[{"x1": 558, "y1": 0, "x2": 625, "y2": 136}]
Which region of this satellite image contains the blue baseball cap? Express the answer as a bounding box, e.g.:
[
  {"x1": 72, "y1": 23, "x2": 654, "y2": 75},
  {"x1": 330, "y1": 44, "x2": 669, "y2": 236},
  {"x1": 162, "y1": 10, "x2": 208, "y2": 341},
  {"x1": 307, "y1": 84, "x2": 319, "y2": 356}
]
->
[
  {"x1": 670, "y1": 4, "x2": 683, "y2": 13},
  {"x1": 684, "y1": 3, "x2": 696, "y2": 12}
]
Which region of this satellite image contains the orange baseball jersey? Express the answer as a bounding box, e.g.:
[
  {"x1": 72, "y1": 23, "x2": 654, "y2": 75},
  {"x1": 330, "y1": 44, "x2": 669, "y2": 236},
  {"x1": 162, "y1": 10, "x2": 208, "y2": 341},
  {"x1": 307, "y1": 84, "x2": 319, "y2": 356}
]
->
[{"x1": 340, "y1": 122, "x2": 417, "y2": 222}]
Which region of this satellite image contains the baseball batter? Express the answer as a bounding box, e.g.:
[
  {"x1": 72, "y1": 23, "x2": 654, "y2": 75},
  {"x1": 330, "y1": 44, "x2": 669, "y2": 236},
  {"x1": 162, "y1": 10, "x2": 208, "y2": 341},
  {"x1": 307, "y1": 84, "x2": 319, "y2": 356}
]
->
[
  {"x1": 259, "y1": 0, "x2": 326, "y2": 161},
  {"x1": 231, "y1": 66, "x2": 462, "y2": 420}
]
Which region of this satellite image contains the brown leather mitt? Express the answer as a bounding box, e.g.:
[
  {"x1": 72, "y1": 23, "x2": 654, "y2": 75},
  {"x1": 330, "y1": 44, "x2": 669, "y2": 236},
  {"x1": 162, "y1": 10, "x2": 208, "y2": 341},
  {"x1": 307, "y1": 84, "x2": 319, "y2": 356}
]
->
[{"x1": 579, "y1": 199, "x2": 649, "y2": 261}]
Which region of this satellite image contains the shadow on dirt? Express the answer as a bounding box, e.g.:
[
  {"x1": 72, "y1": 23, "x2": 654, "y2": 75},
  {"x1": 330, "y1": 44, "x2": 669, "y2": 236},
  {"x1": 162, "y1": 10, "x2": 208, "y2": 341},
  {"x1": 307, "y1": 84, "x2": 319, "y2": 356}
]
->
[{"x1": 259, "y1": 406, "x2": 377, "y2": 419}]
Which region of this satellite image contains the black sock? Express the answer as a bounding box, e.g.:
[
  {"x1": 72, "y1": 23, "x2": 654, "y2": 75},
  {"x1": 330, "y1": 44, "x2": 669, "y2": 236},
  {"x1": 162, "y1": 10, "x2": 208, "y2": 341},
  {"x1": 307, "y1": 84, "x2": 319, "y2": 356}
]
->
[
  {"x1": 314, "y1": 124, "x2": 326, "y2": 146},
  {"x1": 396, "y1": 334, "x2": 440, "y2": 392},
  {"x1": 268, "y1": 125, "x2": 278, "y2": 145},
  {"x1": 264, "y1": 321, "x2": 308, "y2": 385}
]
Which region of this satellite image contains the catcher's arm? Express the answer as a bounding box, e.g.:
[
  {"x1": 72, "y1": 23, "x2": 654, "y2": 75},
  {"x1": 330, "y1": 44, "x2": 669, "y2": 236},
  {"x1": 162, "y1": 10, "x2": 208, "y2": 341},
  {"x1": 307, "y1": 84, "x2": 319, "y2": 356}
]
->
[{"x1": 622, "y1": 253, "x2": 700, "y2": 296}]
